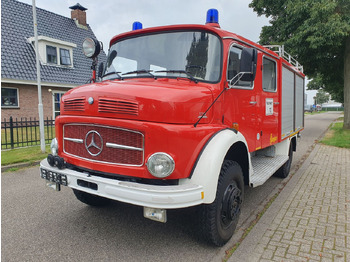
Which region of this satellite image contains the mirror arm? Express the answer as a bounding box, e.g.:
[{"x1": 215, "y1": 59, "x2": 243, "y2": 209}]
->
[{"x1": 228, "y1": 72, "x2": 251, "y2": 89}]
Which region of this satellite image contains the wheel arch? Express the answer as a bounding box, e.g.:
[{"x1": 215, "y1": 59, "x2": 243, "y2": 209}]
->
[
  {"x1": 187, "y1": 129, "x2": 250, "y2": 204},
  {"x1": 224, "y1": 141, "x2": 250, "y2": 186}
]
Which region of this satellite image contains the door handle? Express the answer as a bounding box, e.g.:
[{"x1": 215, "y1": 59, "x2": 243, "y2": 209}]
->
[
  {"x1": 274, "y1": 102, "x2": 280, "y2": 105},
  {"x1": 250, "y1": 101, "x2": 257, "y2": 105}
]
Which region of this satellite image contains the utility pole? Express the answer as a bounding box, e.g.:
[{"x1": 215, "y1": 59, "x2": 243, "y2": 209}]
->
[{"x1": 32, "y1": 0, "x2": 45, "y2": 153}]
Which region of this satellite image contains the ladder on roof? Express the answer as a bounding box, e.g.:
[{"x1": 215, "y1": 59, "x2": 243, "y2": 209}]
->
[{"x1": 264, "y1": 45, "x2": 304, "y2": 73}]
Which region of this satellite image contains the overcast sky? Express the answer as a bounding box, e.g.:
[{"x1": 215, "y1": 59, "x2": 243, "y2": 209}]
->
[
  {"x1": 20, "y1": 0, "x2": 317, "y2": 103},
  {"x1": 20, "y1": 0, "x2": 270, "y2": 50}
]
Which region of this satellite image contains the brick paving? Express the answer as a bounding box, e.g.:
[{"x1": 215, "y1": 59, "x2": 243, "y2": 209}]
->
[{"x1": 229, "y1": 145, "x2": 350, "y2": 262}]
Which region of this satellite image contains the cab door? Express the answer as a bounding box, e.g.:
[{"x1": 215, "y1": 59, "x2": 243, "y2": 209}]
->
[
  {"x1": 223, "y1": 44, "x2": 261, "y2": 152},
  {"x1": 260, "y1": 56, "x2": 279, "y2": 149}
]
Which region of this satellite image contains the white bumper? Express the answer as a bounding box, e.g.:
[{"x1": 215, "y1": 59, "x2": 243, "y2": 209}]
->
[{"x1": 40, "y1": 159, "x2": 204, "y2": 209}]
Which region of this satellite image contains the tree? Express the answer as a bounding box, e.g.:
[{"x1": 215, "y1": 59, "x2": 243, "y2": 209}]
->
[
  {"x1": 315, "y1": 89, "x2": 330, "y2": 105},
  {"x1": 249, "y1": 0, "x2": 350, "y2": 129}
]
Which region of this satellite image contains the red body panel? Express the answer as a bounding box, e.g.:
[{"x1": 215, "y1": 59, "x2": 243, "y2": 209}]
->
[{"x1": 56, "y1": 115, "x2": 223, "y2": 179}]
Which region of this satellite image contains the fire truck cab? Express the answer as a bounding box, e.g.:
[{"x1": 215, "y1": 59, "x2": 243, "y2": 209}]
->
[{"x1": 40, "y1": 9, "x2": 304, "y2": 246}]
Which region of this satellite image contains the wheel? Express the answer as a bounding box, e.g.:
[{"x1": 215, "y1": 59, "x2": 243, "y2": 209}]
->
[
  {"x1": 276, "y1": 143, "x2": 293, "y2": 178},
  {"x1": 73, "y1": 189, "x2": 111, "y2": 207},
  {"x1": 199, "y1": 160, "x2": 244, "y2": 246}
]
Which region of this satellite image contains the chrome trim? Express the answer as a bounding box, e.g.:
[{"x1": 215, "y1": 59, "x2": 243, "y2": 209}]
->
[
  {"x1": 64, "y1": 137, "x2": 83, "y2": 143},
  {"x1": 106, "y1": 142, "x2": 143, "y2": 152},
  {"x1": 85, "y1": 130, "x2": 103, "y2": 156}
]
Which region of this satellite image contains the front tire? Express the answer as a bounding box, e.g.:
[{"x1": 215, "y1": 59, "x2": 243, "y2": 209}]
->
[
  {"x1": 199, "y1": 160, "x2": 244, "y2": 246},
  {"x1": 73, "y1": 189, "x2": 111, "y2": 207}
]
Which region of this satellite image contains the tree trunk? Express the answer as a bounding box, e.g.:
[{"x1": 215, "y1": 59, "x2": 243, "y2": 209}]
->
[{"x1": 344, "y1": 36, "x2": 350, "y2": 129}]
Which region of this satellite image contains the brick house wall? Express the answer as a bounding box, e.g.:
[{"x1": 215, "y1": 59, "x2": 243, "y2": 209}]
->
[{"x1": 1, "y1": 83, "x2": 71, "y2": 120}]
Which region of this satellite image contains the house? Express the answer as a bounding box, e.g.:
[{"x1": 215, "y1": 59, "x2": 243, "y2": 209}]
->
[{"x1": 1, "y1": 0, "x2": 106, "y2": 120}]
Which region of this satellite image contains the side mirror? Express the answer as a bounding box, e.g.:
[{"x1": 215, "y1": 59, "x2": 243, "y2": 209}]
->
[
  {"x1": 98, "y1": 62, "x2": 104, "y2": 79},
  {"x1": 240, "y1": 47, "x2": 257, "y2": 82}
]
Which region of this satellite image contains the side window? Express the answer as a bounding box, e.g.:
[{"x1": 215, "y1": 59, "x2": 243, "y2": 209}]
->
[
  {"x1": 262, "y1": 57, "x2": 277, "y2": 92},
  {"x1": 47, "y1": 45, "x2": 57, "y2": 64},
  {"x1": 1, "y1": 87, "x2": 19, "y2": 107},
  {"x1": 227, "y1": 46, "x2": 253, "y2": 88}
]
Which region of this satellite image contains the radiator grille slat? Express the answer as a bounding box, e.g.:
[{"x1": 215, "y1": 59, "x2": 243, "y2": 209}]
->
[
  {"x1": 64, "y1": 98, "x2": 85, "y2": 112},
  {"x1": 99, "y1": 98, "x2": 138, "y2": 115}
]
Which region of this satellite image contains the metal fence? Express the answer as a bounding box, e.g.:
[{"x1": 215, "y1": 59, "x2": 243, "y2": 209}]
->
[{"x1": 1, "y1": 117, "x2": 55, "y2": 149}]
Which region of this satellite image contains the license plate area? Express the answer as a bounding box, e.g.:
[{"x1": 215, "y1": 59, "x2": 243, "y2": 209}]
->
[{"x1": 40, "y1": 168, "x2": 68, "y2": 190}]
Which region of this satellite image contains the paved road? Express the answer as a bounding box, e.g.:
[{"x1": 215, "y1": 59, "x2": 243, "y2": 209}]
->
[{"x1": 1, "y1": 112, "x2": 342, "y2": 262}]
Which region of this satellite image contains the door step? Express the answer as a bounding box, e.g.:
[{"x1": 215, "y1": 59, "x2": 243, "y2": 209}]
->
[{"x1": 250, "y1": 155, "x2": 289, "y2": 187}]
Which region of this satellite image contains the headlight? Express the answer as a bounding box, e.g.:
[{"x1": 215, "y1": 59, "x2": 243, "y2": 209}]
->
[
  {"x1": 50, "y1": 138, "x2": 58, "y2": 156},
  {"x1": 146, "y1": 153, "x2": 175, "y2": 178},
  {"x1": 82, "y1": 38, "x2": 101, "y2": 59}
]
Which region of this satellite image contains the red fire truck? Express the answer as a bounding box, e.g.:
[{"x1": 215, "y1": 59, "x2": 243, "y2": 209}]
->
[{"x1": 40, "y1": 9, "x2": 304, "y2": 246}]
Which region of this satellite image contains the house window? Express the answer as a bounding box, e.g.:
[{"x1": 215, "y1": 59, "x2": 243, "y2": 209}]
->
[
  {"x1": 262, "y1": 57, "x2": 277, "y2": 92},
  {"x1": 60, "y1": 48, "x2": 71, "y2": 65},
  {"x1": 47, "y1": 45, "x2": 57, "y2": 64},
  {"x1": 1, "y1": 88, "x2": 19, "y2": 107},
  {"x1": 53, "y1": 92, "x2": 65, "y2": 118}
]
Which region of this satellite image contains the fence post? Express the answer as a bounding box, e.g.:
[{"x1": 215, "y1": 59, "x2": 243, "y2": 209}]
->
[{"x1": 10, "y1": 116, "x2": 14, "y2": 149}]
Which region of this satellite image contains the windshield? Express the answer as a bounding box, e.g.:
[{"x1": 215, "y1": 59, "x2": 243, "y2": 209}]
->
[{"x1": 103, "y1": 31, "x2": 222, "y2": 83}]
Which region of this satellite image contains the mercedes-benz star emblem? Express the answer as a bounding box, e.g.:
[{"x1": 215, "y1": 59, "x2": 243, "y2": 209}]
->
[{"x1": 85, "y1": 130, "x2": 103, "y2": 156}]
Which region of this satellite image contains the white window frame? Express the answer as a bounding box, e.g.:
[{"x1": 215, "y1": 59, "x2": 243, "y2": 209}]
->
[
  {"x1": 52, "y1": 91, "x2": 66, "y2": 119},
  {"x1": 1, "y1": 87, "x2": 19, "y2": 108}
]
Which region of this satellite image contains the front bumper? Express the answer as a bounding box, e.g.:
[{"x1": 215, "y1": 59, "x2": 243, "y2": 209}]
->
[{"x1": 40, "y1": 159, "x2": 204, "y2": 209}]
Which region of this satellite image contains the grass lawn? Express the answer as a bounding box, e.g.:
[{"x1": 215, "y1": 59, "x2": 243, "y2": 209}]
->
[
  {"x1": 320, "y1": 122, "x2": 350, "y2": 148},
  {"x1": 1, "y1": 145, "x2": 50, "y2": 166}
]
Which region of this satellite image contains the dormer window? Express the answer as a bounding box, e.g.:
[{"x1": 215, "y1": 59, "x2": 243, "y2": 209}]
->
[
  {"x1": 60, "y1": 48, "x2": 71, "y2": 65},
  {"x1": 47, "y1": 45, "x2": 57, "y2": 64},
  {"x1": 28, "y1": 36, "x2": 76, "y2": 68}
]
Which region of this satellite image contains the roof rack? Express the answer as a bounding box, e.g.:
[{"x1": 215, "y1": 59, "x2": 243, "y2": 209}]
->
[{"x1": 264, "y1": 45, "x2": 303, "y2": 73}]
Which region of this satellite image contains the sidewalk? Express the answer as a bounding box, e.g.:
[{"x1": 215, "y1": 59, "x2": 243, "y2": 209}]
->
[{"x1": 229, "y1": 144, "x2": 350, "y2": 262}]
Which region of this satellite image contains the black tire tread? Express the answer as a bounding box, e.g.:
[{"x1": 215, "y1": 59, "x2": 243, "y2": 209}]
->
[{"x1": 199, "y1": 160, "x2": 243, "y2": 246}]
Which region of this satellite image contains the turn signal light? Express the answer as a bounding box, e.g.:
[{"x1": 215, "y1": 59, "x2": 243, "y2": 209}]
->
[{"x1": 232, "y1": 122, "x2": 239, "y2": 131}]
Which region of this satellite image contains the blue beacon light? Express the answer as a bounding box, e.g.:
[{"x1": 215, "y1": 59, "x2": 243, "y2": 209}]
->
[
  {"x1": 132, "y1": 21, "x2": 143, "y2": 30},
  {"x1": 206, "y1": 9, "x2": 219, "y2": 24}
]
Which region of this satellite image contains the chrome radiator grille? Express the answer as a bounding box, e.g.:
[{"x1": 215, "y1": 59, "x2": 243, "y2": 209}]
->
[{"x1": 63, "y1": 124, "x2": 144, "y2": 166}]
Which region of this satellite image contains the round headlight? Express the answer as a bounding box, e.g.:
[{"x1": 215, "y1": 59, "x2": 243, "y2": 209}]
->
[
  {"x1": 146, "y1": 153, "x2": 175, "y2": 178},
  {"x1": 82, "y1": 38, "x2": 101, "y2": 58},
  {"x1": 50, "y1": 138, "x2": 58, "y2": 156}
]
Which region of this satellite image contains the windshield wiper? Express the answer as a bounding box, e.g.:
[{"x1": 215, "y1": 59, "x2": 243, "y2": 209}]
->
[
  {"x1": 122, "y1": 70, "x2": 156, "y2": 79},
  {"x1": 155, "y1": 70, "x2": 198, "y2": 83},
  {"x1": 102, "y1": 71, "x2": 123, "y2": 80}
]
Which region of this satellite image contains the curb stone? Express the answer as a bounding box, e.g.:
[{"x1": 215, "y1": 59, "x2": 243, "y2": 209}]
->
[{"x1": 1, "y1": 160, "x2": 41, "y2": 172}]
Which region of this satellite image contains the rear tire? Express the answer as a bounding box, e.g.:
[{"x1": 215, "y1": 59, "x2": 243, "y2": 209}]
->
[
  {"x1": 73, "y1": 189, "x2": 111, "y2": 207},
  {"x1": 276, "y1": 143, "x2": 293, "y2": 178},
  {"x1": 199, "y1": 160, "x2": 244, "y2": 246}
]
